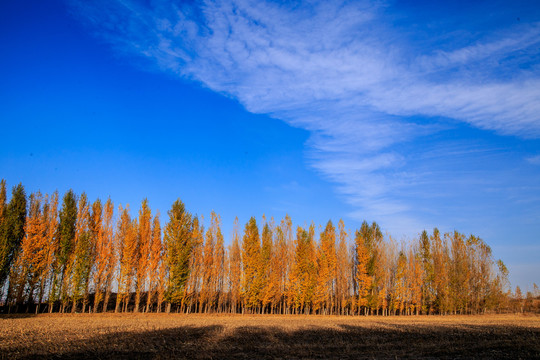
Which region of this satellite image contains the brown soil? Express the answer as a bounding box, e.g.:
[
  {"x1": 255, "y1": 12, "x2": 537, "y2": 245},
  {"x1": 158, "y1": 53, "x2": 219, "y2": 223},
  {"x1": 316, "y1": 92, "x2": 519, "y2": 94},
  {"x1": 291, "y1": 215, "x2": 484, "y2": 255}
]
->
[{"x1": 1, "y1": 313, "x2": 539, "y2": 359}]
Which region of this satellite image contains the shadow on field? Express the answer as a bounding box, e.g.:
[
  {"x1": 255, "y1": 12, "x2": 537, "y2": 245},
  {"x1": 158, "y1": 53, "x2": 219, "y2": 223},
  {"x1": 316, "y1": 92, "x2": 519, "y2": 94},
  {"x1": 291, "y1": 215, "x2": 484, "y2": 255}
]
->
[
  {"x1": 0, "y1": 313, "x2": 37, "y2": 319},
  {"x1": 12, "y1": 322, "x2": 540, "y2": 359}
]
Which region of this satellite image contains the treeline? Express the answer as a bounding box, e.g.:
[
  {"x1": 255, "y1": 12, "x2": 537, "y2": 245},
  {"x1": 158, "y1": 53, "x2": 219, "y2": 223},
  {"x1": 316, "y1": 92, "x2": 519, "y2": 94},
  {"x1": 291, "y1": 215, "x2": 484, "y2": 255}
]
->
[{"x1": 0, "y1": 180, "x2": 515, "y2": 315}]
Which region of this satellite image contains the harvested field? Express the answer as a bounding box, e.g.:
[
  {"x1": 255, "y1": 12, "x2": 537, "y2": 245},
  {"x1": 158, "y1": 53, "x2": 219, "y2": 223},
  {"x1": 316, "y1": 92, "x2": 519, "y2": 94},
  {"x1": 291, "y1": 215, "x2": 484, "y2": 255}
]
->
[{"x1": 1, "y1": 314, "x2": 539, "y2": 359}]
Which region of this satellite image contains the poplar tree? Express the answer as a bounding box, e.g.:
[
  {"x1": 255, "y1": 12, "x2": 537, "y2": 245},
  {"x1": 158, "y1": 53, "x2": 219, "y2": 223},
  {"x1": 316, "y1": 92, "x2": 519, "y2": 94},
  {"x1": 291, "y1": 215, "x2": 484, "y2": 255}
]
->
[
  {"x1": 70, "y1": 193, "x2": 92, "y2": 313},
  {"x1": 146, "y1": 214, "x2": 162, "y2": 312},
  {"x1": 376, "y1": 237, "x2": 392, "y2": 316},
  {"x1": 42, "y1": 192, "x2": 58, "y2": 313},
  {"x1": 186, "y1": 216, "x2": 203, "y2": 313},
  {"x1": 269, "y1": 221, "x2": 288, "y2": 314},
  {"x1": 163, "y1": 199, "x2": 193, "y2": 312},
  {"x1": 431, "y1": 228, "x2": 449, "y2": 314},
  {"x1": 55, "y1": 189, "x2": 77, "y2": 311},
  {"x1": 449, "y1": 231, "x2": 469, "y2": 314},
  {"x1": 282, "y1": 215, "x2": 294, "y2": 313},
  {"x1": 0, "y1": 183, "x2": 26, "y2": 301},
  {"x1": 419, "y1": 230, "x2": 434, "y2": 314},
  {"x1": 473, "y1": 237, "x2": 494, "y2": 313},
  {"x1": 200, "y1": 216, "x2": 214, "y2": 312},
  {"x1": 101, "y1": 198, "x2": 115, "y2": 312},
  {"x1": 9, "y1": 192, "x2": 52, "y2": 312},
  {"x1": 290, "y1": 226, "x2": 316, "y2": 314},
  {"x1": 30, "y1": 193, "x2": 52, "y2": 310},
  {"x1": 156, "y1": 217, "x2": 167, "y2": 313},
  {"x1": 241, "y1": 217, "x2": 261, "y2": 313},
  {"x1": 357, "y1": 221, "x2": 382, "y2": 314},
  {"x1": 494, "y1": 259, "x2": 510, "y2": 310},
  {"x1": 314, "y1": 220, "x2": 337, "y2": 314},
  {"x1": 200, "y1": 211, "x2": 223, "y2": 312},
  {"x1": 115, "y1": 205, "x2": 137, "y2": 312},
  {"x1": 212, "y1": 214, "x2": 225, "y2": 312},
  {"x1": 259, "y1": 222, "x2": 273, "y2": 312},
  {"x1": 90, "y1": 199, "x2": 105, "y2": 312},
  {"x1": 408, "y1": 247, "x2": 424, "y2": 315},
  {"x1": 354, "y1": 228, "x2": 371, "y2": 315},
  {"x1": 9, "y1": 192, "x2": 43, "y2": 308},
  {"x1": 134, "y1": 199, "x2": 152, "y2": 312},
  {"x1": 335, "y1": 220, "x2": 350, "y2": 315},
  {"x1": 393, "y1": 251, "x2": 407, "y2": 314},
  {"x1": 228, "y1": 218, "x2": 241, "y2": 313},
  {"x1": 313, "y1": 243, "x2": 326, "y2": 313}
]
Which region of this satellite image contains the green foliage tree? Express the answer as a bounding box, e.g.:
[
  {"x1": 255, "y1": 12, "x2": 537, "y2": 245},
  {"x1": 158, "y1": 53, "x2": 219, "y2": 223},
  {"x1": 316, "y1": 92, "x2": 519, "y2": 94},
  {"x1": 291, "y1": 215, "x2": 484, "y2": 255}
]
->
[
  {"x1": 0, "y1": 183, "x2": 27, "y2": 302},
  {"x1": 53, "y1": 189, "x2": 77, "y2": 309},
  {"x1": 70, "y1": 193, "x2": 93, "y2": 312},
  {"x1": 164, "y1": 199, "x2": 194, "y2": 311}
]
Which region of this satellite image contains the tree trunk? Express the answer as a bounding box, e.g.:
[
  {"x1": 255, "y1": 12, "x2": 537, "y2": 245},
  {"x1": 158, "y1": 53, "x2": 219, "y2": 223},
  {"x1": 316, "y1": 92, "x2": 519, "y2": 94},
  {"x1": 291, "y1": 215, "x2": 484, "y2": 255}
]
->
[
  {"x1": 103, "y1": 291, "x2": 110, "y2": 313},
  {"x1": 115, "y1": 297, "x2": 121, "y2": 313},
  {"x1": 134, "y1": 292, "x2": 140, "y2": 313}
]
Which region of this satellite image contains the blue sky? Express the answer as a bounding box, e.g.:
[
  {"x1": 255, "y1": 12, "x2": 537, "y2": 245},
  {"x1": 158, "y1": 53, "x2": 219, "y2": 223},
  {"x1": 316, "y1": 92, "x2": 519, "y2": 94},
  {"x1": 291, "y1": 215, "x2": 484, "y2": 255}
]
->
[{"x1": 1, "y1": 0, "x2": 540, "y2": 290}]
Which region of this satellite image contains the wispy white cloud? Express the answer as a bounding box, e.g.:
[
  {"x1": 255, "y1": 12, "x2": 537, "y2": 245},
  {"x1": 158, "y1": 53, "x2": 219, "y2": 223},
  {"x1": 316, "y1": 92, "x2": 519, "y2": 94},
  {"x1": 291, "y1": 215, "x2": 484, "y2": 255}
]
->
[
  {"x1": 415, "y1": 23, "x2": 540, "y2": 72},
  {"x1": 70, "y1": 0, "x2": 540, "y2": 234}
]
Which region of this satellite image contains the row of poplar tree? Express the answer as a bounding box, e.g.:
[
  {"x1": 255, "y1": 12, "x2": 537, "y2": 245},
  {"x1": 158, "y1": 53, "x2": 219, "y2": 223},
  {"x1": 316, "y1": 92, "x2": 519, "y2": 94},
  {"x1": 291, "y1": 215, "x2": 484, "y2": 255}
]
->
[{"x1": 0, "y1": 180, "x2": 510, "y2": 315}]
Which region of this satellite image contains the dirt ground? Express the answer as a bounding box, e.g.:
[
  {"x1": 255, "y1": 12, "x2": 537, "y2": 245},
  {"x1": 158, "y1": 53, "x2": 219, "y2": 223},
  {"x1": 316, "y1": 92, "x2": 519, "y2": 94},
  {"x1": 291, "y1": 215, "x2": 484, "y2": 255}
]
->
[{"x1": 1, "y1": 313, "x2": 539, "y2": 359}]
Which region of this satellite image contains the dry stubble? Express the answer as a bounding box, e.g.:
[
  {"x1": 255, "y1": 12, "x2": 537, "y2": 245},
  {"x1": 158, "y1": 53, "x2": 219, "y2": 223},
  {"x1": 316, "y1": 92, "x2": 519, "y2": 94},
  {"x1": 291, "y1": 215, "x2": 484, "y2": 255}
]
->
[{"x1": 1, "y1": 313, "x2": 539, "y2": 359}]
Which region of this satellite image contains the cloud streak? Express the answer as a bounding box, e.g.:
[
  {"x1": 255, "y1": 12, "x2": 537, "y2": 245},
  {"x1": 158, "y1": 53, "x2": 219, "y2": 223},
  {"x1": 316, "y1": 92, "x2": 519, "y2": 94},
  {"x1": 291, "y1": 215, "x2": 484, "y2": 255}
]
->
[{"x1": 70, "y1": 0, "x2": 540, "y2": 234}]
